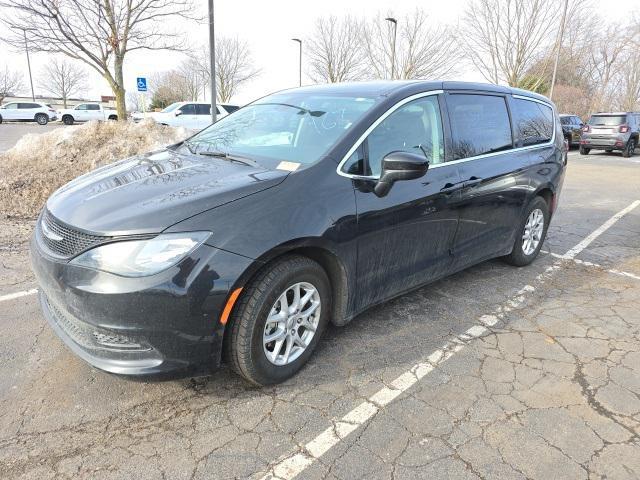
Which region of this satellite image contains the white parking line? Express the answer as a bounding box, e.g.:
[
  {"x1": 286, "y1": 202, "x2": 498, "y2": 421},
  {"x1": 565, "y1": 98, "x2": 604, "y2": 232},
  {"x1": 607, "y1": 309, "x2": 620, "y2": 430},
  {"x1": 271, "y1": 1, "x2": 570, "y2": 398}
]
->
[
  {"x1": 261, "y1": 199, "x2": 640, "y2": 480},
  {"x1": 0, "y1": 288, "x2": 38, "y2": 303},
  {"x1": 543, "y1": 251, "x2": 640, "y2": 281},
  {"x1": 563, "y1": 200, "x2": 640, "y2": 259}
]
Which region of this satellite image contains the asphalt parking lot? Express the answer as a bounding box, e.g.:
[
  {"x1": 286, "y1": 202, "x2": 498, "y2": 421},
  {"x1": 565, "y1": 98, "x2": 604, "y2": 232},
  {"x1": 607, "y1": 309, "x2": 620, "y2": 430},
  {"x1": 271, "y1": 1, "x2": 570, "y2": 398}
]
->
[
  {"x1": 0, "y1": 123, "x2": 69, "y2": 152},
  {"x1": 1, "y1": 149, "x2": 639, "y2": 479}
]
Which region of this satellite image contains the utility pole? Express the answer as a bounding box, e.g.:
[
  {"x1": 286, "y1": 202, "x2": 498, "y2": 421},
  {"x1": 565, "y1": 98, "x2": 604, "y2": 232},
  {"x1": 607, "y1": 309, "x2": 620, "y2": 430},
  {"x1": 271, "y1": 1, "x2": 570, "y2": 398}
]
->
[
  {"x1": 292, "y1": 38, "x2": 302, "y2": 87},
  {"x1": 385, "y1": 17, "x2": 398, "y2": 80},
  {"x1": 208, "y1": 0, "x2": 217, "y2": 123},
  {"x1": 23, "y1": 29, "x2": 35, "y2": 101},
  {"x1": 549, "y1": 0, "x2": 569, "y2": 101}
]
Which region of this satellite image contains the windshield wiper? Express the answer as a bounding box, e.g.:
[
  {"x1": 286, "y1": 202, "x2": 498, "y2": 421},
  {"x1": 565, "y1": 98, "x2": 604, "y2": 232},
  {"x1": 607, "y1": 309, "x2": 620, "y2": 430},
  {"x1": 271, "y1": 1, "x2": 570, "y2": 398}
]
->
[
  {"x1": 197, "y1": 150, "x2": 259, "y2": 167},
  {"x1": 256, "y1": 102, "x2": 326, "y2": 117}
]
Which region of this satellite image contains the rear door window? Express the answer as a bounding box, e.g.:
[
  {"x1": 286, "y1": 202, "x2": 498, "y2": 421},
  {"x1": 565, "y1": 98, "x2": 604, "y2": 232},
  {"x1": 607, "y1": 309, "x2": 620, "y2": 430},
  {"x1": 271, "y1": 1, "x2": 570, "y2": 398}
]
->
[
  {"x1": 447, "y1": 94, "x2": 512, "y2": 159},
  {"x1": 195, "y1": 104, "x2": 210, "y2": 115},
  {"x1": 87, "y1": 104, "x2": 100, "y2": 111},
  {"x1": 512, "y1": 98, "x2": 554, "y2": 147}
]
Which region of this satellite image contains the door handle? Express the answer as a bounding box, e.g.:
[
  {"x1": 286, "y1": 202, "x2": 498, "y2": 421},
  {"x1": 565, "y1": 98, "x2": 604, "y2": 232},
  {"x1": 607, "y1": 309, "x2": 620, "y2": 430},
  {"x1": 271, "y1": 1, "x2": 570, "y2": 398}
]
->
[
  {"x1": 440, "y1": 182, "x2": 460, "y2": 193},
  {"x1": 463, "y1": 176, "x2": 483, "y2": 188}
]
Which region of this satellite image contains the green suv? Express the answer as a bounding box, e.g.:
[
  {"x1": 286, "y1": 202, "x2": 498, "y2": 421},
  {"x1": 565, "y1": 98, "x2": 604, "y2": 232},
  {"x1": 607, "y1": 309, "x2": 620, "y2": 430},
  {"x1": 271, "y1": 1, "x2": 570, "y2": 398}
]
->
[{"x1": 580, "y1": 112, "x2": 640, "y2": 157}]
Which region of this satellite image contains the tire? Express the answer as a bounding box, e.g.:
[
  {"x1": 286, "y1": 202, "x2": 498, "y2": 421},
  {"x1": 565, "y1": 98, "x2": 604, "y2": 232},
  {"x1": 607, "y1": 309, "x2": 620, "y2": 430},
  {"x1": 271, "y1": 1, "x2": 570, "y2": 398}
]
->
[
  {"x1": 579, "y1": 146, "x2": 590, "y2": 155},
  {"x1": 622, "y1": 138, "x2": 636, "y2": 158},
  {"x1": 108, "y1": 115, "x2": 118, "y2": 121},
  {"x1": 605, "y1": 149, "x2": 613, "y2": 153},
  {"x1": 0, "y1": 115, "x2": 3, "y2": 124},
  {"x1": 225, "y1": 255, "x2": 331, "y2": 386},
  {"x1": 62, "y1": 115, "x2": 74, "y2": 125},
  {"x1": 35, "y1": 113, "x2": 48, "y2": 125},
  {"x1": 502, "y1": 196, "x2": 550, "y2": 267}
]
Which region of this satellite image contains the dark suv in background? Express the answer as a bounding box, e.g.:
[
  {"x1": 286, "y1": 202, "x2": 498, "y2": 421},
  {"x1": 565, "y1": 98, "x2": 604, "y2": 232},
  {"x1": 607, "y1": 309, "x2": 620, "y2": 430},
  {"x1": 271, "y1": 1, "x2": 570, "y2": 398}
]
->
[
  {"x1": 559, "y1": 114, "x2": 583, "y2": 147},
  {"x1": 580, "y1": 112, "x2": 640, "y2": 157}
]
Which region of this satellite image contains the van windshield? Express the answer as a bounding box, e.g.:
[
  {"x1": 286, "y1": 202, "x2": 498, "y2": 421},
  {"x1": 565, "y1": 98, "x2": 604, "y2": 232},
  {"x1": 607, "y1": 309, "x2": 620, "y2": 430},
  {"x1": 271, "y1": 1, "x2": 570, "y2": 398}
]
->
[
  {"x1": 185, "y1": 93, "x2": 377, "y2": 165},
  {"x1": 589, "y1": 115, "x2": 626, "y2": 126}
]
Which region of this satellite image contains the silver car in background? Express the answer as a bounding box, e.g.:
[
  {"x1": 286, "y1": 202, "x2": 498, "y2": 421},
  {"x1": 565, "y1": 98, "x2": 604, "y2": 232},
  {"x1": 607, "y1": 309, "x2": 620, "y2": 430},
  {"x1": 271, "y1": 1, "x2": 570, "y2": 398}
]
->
[{"x1": 580, "y1": 112, "x2": 640, "y2": 157}]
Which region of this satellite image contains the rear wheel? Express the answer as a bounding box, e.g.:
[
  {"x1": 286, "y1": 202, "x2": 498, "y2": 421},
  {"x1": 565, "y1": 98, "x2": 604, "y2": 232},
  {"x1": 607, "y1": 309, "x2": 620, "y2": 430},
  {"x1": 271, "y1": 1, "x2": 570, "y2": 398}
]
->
[
  {"x1": 579, "y1": 146, "x2": 590, "y2": 155},
  {"x1": 622, "y1": 138, "x2": 636, "y2": 158},
  {"x1": 62, "y1": 115, "x2": 74, "y2": 125},
  {"x1": 225, "y1": 255, "x2": 331, "y2": 386},
  {"x1": 0, "y1": 115, "x2": 3, "y2": 124},
  {"x1": 503, "y1": 196, "x2": 549, "y2": 267},
  {"x1": 35, "y1": 113, "x2": 48, "y2": 125},
  {"x1": 108, "y1": 115, "x2": 118, "y2": 121}
]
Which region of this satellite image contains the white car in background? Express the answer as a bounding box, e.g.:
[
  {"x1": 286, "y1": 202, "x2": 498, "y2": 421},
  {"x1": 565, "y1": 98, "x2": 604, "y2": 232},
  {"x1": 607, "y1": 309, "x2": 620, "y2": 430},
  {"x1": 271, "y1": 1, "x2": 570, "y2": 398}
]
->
[
  {"x1": 132, "y1": 102, "x2": 239, "y2": 130},
  {"x1": 58, "y1": 103, "x2": 118, "y2": 125},
  {"x1": 0, "y1": 101, "x2": 58, "y2": 125}
]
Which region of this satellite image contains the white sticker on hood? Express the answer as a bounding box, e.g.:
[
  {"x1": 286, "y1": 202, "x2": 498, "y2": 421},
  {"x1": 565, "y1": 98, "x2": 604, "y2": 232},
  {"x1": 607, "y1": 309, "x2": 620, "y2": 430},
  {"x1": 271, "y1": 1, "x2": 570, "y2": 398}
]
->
[{"x1": 277, "y1": 161, "x2": 301, "y2": 171}]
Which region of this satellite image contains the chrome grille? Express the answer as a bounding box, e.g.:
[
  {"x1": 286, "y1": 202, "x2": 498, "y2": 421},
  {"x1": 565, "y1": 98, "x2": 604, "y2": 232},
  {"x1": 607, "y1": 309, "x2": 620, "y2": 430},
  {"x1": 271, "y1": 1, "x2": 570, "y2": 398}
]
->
[{"x1": 39, "y1": 210, "x2": 110, "y2": 258}]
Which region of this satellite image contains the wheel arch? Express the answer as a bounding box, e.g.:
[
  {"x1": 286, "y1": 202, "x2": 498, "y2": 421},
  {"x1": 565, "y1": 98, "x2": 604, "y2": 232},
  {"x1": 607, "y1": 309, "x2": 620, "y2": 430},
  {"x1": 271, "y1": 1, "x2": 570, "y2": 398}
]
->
[
  {"x1": 227, "y1": 239, "x2": 351, "y2": 330},
  {"x1": 534, "y1": 185, "x2": 556, "y2": 214}
]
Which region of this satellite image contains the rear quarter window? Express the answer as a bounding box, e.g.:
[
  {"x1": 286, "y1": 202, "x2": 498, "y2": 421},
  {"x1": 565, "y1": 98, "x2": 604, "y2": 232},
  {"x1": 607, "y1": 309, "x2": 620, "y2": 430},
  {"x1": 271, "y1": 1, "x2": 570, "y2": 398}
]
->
[
  {"x1": 447, "y1": 94, "x2": 513, "y2": 160},
  {"x1": 512, "y1": 98, "x2": 554, "y2": 147}
]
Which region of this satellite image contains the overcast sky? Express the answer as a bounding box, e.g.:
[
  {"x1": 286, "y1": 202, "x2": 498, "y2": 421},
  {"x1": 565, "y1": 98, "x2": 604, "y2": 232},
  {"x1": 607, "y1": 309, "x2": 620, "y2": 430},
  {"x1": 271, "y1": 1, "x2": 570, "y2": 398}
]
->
[{"x1": 0, "y1": 0, "x2": 633, "y2": 106}]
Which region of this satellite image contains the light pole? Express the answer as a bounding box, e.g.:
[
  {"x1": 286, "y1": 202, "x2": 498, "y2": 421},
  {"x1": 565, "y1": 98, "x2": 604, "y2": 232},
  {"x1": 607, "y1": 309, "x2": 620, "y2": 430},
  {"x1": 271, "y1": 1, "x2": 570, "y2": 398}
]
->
[
  {"x1": 385, "y1": 17, "x2": 397, "y2": 80},
  {"x1": 208, "y1": 0, "x2": 217, "y2": 123},
  {"x1": 292, "y1": 38, "x2": 302, "y2": 87},
  {"x1": 22, "y1": 28, "x2": 35, "y2": 101},
  {"x1": 549, "y1": 0, "x2": 568, "y2": 101}
]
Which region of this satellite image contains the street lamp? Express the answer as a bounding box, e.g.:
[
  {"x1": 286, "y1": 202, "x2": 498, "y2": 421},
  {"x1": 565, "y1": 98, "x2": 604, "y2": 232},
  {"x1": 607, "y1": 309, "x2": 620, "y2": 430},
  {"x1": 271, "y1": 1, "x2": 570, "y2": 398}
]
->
[
  {"x1": 292, "y1": 38, "x2": 302, "y2": 87},
  {"x1": 22, "y1": 28, "x2": 35, "y2": 101},
  {"x1": 385, "y1": 17, "x2": 398, "y2": 80},
  {"x1": 208, "y1": 0, "x2": 217, "y2": 123}
]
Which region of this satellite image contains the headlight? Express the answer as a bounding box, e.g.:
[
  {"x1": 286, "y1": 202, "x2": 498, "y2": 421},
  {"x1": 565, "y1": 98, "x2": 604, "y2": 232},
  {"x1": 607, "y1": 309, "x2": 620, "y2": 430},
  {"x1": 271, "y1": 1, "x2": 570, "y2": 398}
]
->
[{"x1": 70, "y1": 232, "x2": 210, "y2": 277}]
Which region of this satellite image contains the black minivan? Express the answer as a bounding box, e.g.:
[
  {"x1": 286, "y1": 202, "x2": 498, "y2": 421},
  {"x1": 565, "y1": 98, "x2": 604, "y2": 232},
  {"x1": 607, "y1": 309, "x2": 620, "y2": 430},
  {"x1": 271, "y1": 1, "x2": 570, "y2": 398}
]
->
[{"x1": 31, "y1": 81, "x2": 566, "y2": 385}]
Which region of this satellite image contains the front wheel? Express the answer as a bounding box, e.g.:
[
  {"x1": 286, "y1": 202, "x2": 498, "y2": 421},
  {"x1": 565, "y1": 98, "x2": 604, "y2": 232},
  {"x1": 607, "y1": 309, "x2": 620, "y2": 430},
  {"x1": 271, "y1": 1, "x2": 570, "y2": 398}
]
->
[
  {"x1": 62, "y1": 115, "x2": 74, "y2": 125},
  {"x1": 622, "y1": 138, "x2": 636, "y2": 158},
  {"x1": 225, "y1": 255, "x2": 331, "y2": 386},
  {"x1": 503, "y1": 196, "x2": 550, "y2": 267},
  {"x1": 35, "y1": 113, "x2": 48, "y2": 125},
  {"x1": 579, "y1": 146, "x2": 590, "y2": 155}
]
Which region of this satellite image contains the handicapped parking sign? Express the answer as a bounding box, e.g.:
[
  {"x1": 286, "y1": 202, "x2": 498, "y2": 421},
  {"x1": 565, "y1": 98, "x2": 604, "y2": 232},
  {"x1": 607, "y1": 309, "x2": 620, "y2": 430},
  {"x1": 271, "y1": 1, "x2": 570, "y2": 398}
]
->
[{"x1": 136, "y1": 77, "x2": 147, "y2": 92}]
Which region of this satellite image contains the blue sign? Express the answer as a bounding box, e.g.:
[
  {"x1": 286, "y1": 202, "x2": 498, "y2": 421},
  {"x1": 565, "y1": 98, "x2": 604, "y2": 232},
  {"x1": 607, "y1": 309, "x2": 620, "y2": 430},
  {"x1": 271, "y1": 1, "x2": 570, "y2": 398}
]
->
[{"x1": 136, "y1": 77, "x2": 147, "y2": 92}]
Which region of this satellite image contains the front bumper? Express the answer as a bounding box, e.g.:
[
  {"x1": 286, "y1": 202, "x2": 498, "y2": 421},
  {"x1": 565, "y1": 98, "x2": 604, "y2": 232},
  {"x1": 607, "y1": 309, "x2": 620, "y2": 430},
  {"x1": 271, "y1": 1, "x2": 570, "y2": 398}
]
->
[{"x1": 30, "y1": 227, "x2": 253, "y2": 376}]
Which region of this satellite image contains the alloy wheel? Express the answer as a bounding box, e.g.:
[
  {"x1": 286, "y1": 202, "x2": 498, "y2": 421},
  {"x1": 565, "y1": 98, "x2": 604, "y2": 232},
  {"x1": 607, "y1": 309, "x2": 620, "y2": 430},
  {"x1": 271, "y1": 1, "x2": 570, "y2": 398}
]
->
[
  {"x1": 522, "y1": 208, "x2": 544, "y2": 256},
  {"x1": 263, "y1": 282, "x2": 321, "y2": 366}
]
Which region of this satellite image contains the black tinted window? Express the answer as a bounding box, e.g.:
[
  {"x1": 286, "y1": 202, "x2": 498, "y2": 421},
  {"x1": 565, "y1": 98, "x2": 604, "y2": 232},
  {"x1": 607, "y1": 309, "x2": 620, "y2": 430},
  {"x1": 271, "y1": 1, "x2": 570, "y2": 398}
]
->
[
  {"x1": 180, "y1": 104, "x2": 196, "y2": 115},
  {"x1": 222, "y1": 104, "x2": 240, "y2": 113},
  {"x1": 448, "y1": 94, "x2": 512, "y2": 159},
  {"x1": 87, "y1": 104, "x2": 100, "y2": 111},
  {"x1": 560, "y1": 116, "x2": 570, "y2": 125},
  {"x1": 195, "y1": 104, "x2": 210, "y2": 115},
  {"x1": 18, "y1": 103, "x2": 38, "y2": 109},
  {"x1": 512, "y1": 98, "x2": 553, "y2": 147}
]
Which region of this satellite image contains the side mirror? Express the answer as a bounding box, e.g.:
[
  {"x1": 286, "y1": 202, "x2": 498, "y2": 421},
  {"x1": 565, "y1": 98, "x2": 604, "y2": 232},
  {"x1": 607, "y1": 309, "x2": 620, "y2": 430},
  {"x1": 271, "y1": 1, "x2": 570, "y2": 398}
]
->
[
  {"x1": 175, "y1": 109, "x2": 183, "y2": 116},
  {"x1": 374, "y1": 151, "x2": 429, "y2": 197}
]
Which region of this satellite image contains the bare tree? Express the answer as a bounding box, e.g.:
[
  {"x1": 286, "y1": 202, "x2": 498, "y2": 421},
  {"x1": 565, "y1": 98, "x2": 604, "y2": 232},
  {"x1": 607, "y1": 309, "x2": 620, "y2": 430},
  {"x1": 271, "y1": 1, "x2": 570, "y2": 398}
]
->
[
  {"x1": 460, "y1": 0, "x2": 560, "y2": 86},
  {"x1": 585, "y1": 23, "x2": 634, "y2": 112},
  {"x1": 193, "y1": 38, "x2": 260, "y2": 102},
  {"x1": 177, "y1": 57, "x2": 207, "y2": 101},
  {"x1": 0, "y1": 65, "x2": 24, "y2": 104},
  {"x1": 1, "y1": 0, "x2": 196, "y2": 119},
  {"x1": 363, "y1": 9, "x2": 459, "y2": 80},
  {"x1": 37, "y1": 58, "x2": 86, "y2": 108},
  {"x1": 306, "y1": 16, "x2": 366, "y2": 83}
]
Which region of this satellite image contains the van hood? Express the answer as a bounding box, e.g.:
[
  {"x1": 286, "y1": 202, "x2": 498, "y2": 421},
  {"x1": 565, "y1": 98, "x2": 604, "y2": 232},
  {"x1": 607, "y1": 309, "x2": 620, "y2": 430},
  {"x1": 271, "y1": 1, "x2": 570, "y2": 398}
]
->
[{"x1": 46, "y1": 148, "x2": 289, "y2": 235}]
